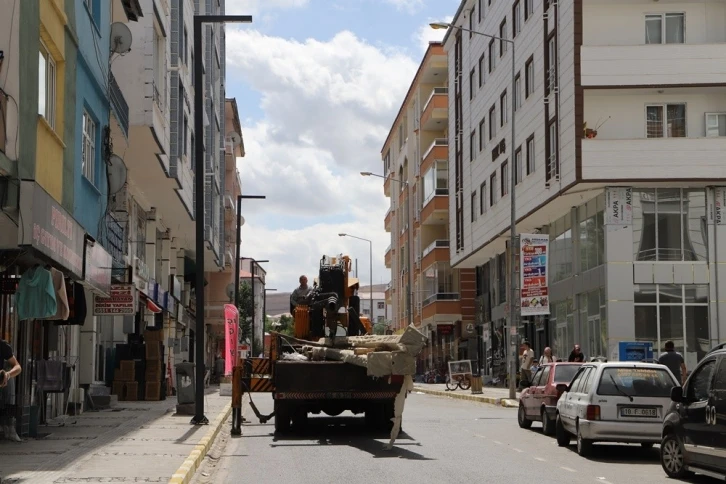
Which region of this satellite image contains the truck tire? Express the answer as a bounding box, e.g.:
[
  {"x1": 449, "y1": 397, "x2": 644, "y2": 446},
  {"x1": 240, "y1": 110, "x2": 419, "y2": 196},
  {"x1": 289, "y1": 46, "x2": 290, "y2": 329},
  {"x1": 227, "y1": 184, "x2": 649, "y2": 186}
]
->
[
  {"x1": 274, "y1": 401, "x2": 291, "y2": 434},
  {"x1": 365, "y1": 401, "x2": 395, "y2": 432}
]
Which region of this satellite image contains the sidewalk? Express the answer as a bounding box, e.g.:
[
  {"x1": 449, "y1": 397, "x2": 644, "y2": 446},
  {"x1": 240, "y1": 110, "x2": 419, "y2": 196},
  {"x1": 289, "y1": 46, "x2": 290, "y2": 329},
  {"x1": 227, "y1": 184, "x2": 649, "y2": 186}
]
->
[
  {"x1": 412, "y1": 383, "x2": 521, "y2": 408},
  {"x1": 0, "y1": 387, "x2": 230, "y2": 484}
]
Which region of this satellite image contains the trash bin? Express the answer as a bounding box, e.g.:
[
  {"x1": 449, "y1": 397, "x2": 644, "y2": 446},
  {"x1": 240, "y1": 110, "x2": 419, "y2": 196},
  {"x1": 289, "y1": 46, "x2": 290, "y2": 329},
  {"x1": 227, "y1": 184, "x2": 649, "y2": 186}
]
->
[
  {"x1": 175, "y1": 362, "x2": 196, "y2": 405},
  {"x1": 469, "y1": 375, "x2": 483, "y2": 394}
]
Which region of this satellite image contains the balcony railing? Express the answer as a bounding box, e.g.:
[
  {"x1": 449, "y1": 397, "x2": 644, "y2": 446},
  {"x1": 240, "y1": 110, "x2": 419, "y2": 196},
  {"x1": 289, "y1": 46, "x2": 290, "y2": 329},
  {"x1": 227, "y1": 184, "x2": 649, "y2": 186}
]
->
[
  {"x1": 385, "y1": 243, "x2": 392, "y2": 254},
  {"x1": 422, "y1": 87, "x2": 449, "y2": 114},
  {"x1": 101, "y1": 213, "x2": 127, "y2": 278},
  {"x1": 109, "y1": 72, "x2": 129, "y2": 138},
  {"x1": 422, "y1": 239, "x2": 449, "y2": 258},
  {"x1": 423, "y1": 187, "x2": 449, "y2": 206},
  {"x1": 423, "y1": 138, "x2": 449, "y2": 160},
  {"x1": 423, "y1": 292, "x2": 460, "y2": 307}
]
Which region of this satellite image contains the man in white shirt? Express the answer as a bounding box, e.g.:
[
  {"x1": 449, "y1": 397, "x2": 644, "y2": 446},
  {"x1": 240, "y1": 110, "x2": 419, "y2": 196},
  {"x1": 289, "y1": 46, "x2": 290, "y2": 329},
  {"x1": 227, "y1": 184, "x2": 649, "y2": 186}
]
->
[{"x1": 520, "y1": 341, "x2": 535, "y2": 384}]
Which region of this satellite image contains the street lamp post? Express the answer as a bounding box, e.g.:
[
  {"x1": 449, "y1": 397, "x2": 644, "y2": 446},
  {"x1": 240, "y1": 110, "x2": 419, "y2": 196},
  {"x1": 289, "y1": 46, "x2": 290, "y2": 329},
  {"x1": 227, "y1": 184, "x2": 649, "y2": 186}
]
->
[
  {"x1": 360, "y1": 172, "x2": 413, "y2": 330},
  {"x1": 233, "y1": 195, "x2": 266, "y2": 340},
  {"x1": 193, "y1": 13, "x2": 252, "y2": 425},
  {"x1": 430, "y1": 22, "x2": 518, "y2": 400},
  {"x1": 338, "y1": 233, "x2": 373, "y2": 326}
]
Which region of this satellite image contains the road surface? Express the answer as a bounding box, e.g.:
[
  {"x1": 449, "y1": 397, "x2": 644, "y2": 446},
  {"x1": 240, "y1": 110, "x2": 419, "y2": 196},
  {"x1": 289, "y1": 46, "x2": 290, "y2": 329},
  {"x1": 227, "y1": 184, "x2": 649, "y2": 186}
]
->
[{"x1": 193, "y1": 391, "x2": 714, "y2": 484}]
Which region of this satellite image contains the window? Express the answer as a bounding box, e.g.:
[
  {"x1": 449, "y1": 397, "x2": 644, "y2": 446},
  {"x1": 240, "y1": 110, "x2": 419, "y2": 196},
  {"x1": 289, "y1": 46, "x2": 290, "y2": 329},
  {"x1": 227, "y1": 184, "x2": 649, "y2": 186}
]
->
[
  {"x1": 488, "y1": 40, "x2": 496, "y2": 72},
  {"x1": 470, "y1": 130, "x2": 476, "y2": 162},
  {"x1": 597, "y1": 367, "x2": 675, "y2": 397},
  {"x1": 525, "y1": 0, "x2": 533, "y2": 21},
  {"x1": 469, "y1": 7, "x2": 474, "y2": 37},
  {"x1": 38, "y1": 42, "x2": 56, "y2": 129},
  {"x1": 183, "y1": 28, "x2": 189, "y2": 65},
  {"x1": 191, "y1": 51, "x2": 195, "y2": 86},
  {"x1": 646, "y1": 104, "x2": 686, "y2": 138},
  {"x1": 190, "y1": 132, "x2": 195, "y2": 171},
  {"x1": 687, "y1": 359, "x2": 716, "y2": 401},
  {"x1": 632, "y1": 188, "x2": 707, "y2": 262},
  {"x1": 152, "y1": 23, "x2": 166, "y2": 109},
  {"x1": 478, "y1": 0, "x2": 483, "y2": 22},
  {"x1": 480, "y1": 182, "x2": 486, "y2": 214},
  {"x1": 526, "y1": 135, "x2": 535, "y2": 174},
  {"x1": 377, "y1": 302, "x2": 385, "y2": 310},
  {"x1": 471, "y1": 191, "x2": 477, "y2": 222},
  {"x1": 183, "y1": 115, "x2": 188, "y2": 156},
  {"x1": 499, "y1": 19, "x2": 508, "y2": 56},
  {"x1": 479, "y1": 117, "x2": 485, "y2": 150},
  {"x1": 490, "y1": 172, "x2": 498, "y2": 206},
  {"x1": 422, "y1": 161, "x2": 449, "y2": 202},
  {"x1": 579, "y1": 210, "x2": 604, "y2": 272},
  {"x1": 514, "y1": 147, "x2": 523, "y2": 184},
  {"x1": 470, "y1": 69, "x2": 476, "y2": 100},
  {"x1": 514, "y1": 73, "x2": 521, "y2": 111},
  {"x1": 550, "y1": 215, "x2": 573, "y2": 282},
  {"x1": 81, "y1": 110, "x2": 96, "y2": 184},
  {"x1": 525, "y1": 57, "x2": 534, "y2": 98},
  {"x1": 489, "y1": 105, "x2": 496, "y2": 140},
  {"x1": 478, "y1": 53, "x2": 485, "y2": 87},
  {"x1": 546, "y1": 35, "x2": 556, "y2": 94},
  {"x1": 706, "y1": 113, "x2": 726, "y2": 137},
  {"x1": 500, "y1": 90, "x2": 508, "y2": 127},
  {"x1": 513, "y1": 1, "x2": 521, "y2": 37},
  {"x1": 634, "y1": 283, "x2": 710, "y2": 365},
  {"x1": 645, "y1": 13, "x2": 685, "y2": 45},
  {"x1": 501, "y1": 160, "x2": 509, "y2": 196},
  {"x1": 547, "y1": 120, "x2": 559, "y2": 180}
]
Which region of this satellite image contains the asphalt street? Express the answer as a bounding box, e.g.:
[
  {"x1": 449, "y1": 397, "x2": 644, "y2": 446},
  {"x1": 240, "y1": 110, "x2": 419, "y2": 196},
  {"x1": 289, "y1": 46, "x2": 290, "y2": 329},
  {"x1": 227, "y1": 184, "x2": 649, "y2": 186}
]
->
[{"x1": 193, "y1": 391, "x2": 717, "y2": 484}]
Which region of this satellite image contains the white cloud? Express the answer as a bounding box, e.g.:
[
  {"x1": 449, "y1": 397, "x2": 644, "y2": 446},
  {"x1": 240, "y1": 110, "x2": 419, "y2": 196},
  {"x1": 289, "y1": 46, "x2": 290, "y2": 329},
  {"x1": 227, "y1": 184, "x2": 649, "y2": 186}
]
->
[
  {"x1": 382, "y1": 0, "x2": 425, "y2": 14},
  {"x1": 225, "y1": 28, "x2": 419, "y2": 291},
  {"x1": 413, "y1": 15, "x2": 453, "y2": 53},
  {"x1": 225, "y1": 0, "x2": 309, "y2": 15}
]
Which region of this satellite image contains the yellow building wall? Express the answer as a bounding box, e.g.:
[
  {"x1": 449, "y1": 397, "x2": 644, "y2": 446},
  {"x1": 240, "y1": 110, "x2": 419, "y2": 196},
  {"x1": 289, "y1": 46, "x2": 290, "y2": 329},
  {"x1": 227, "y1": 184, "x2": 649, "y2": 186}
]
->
[{"x1": 35, "y1": 0, "x2": 67, "y2": 203}]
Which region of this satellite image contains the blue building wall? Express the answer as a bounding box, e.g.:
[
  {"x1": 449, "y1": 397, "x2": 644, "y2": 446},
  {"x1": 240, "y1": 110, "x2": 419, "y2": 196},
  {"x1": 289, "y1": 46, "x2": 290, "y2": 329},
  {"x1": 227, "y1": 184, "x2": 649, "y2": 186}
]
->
[{"x1": 73, "y1": 0, "x2": 110, "y2": 239}]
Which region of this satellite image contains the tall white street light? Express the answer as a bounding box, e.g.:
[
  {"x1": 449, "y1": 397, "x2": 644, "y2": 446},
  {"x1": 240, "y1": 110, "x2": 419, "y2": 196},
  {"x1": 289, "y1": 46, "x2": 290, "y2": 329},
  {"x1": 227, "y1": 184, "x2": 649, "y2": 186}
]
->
[
  {"x1": 431, "y1": 22, "x2": 518, "y2": 399},
  {"x1": 338, "y1": 233, "x2": 373, "y2": 324},
  {"x1": 361, "y1": 171, "x2": 413, "y2": 329}
]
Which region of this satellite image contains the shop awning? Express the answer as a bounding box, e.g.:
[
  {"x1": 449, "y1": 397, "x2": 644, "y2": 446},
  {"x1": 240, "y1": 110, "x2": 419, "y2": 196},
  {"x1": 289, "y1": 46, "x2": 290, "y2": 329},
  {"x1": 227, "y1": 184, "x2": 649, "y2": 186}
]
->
[{"x1": 146, "y1": 298, "x2": 162, "y2": 314}]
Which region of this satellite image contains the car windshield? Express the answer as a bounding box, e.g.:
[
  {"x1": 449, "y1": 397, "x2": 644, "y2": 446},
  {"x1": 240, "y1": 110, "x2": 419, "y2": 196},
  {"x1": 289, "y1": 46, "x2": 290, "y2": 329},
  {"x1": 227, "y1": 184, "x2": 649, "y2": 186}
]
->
[
  {"x1": 597, "y1": 367, "x2": 675, "y2": 398},
  {"x1": 554, "y1": 365, "x2": 580, "y2": 383}
]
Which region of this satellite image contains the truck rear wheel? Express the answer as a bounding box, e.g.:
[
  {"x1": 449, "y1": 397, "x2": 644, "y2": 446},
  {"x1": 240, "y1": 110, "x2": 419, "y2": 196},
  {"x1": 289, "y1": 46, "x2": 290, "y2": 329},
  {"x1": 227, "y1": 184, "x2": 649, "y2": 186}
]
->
[
  {"x1": 365, "y1": 401, "x2": 395, "y2": 432},
  {"x1": 274, "y1": 401, "x2": 291, "y2": 434}
]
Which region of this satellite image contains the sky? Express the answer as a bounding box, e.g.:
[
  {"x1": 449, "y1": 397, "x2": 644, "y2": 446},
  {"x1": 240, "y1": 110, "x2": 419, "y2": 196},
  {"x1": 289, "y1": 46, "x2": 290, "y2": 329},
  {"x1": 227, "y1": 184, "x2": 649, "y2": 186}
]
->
[{"x1": 224, "y1": 0, "x2": 458, "y2": 292}]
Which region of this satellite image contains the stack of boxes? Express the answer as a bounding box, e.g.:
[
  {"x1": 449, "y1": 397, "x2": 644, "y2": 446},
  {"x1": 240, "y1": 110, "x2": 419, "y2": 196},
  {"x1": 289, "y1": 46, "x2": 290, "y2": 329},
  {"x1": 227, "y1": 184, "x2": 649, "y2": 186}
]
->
[
  {"x1": 144, "y1": 329, "x2": 164, "y2": 401},
  {"x1": 112, "y1": 361, "x2": 139, "y2": 401}
]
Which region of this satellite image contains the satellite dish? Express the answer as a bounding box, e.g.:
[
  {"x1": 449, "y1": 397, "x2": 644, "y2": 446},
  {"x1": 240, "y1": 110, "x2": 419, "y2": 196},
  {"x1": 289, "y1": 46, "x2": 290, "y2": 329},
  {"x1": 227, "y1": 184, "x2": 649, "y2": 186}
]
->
[
  {"x1": 226, "y1": 131, "x2": 242, "y2": 147},
  {"x1": 226, "y1": 283, "x2": 235, "y2": 301},
  {"x1": 110, "y1": 22, "x2": 133, "y2": 54},
  {"x1": 239, "y1": 215, "x2": 245, "y2": 227},
  {"x1": 108, "y1": 154, "x2": 128, "y2": 195}
]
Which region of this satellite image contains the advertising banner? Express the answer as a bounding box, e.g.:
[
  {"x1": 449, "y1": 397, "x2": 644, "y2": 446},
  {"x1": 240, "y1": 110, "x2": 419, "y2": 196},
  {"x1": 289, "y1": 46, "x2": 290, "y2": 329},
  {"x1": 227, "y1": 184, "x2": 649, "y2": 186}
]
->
[
  {"x1": 605, "y1": 187, "x2": 633, "y2": 225},
  {"x1": 93, "y1": 284, "x2": 136, "y2": 315},
  {"x1": 520, "y1": 234, "x2": 550, "y2": 316},
  {"x1": 224, "y1": 304, "x2": 239, "y2": 376},
  {"x1": 715, "y1": 187, "x2": 726, "y2": 225}
]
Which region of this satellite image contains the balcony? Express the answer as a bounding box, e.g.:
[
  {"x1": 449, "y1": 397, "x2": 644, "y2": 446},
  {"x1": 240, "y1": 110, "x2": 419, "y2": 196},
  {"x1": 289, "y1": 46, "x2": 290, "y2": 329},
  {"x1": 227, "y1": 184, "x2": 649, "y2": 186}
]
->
[
  {"x1": 384, "y1": 173, "x2": 392, "y2": 197},
  {"x1": 581, "y1": 44, "x2": 726, "y2": 87},
  {"x1": 421, "y1": 293, "x2": 461, "y2": 322},
  {"x1": 385, "y1": 286, "x2": 392, "y2": 303},
  {"x1": 384, "y1": 207, "x2": 394, "y2": 232},
  {"x1": 421, "y1": 138, "x2": 448, "y2": 175},
  {"x1": 384, "y1": 244, "x2": 393, "y2": 268},
  {"x1": 421, "y1": 189, "x2": 449, "y2": 225},
  {"x1": 421, "y1": 87, "x2": 448, "y2": 131},
  {"x1": 581, "y1": 137, "x2": 726, "y2": 181},
  {"x1": 421, "y1": 239, "x2": 450, "y2": 269},
  {"x1": 109, "y1": 72, "x2": 129, "y2": 139}
]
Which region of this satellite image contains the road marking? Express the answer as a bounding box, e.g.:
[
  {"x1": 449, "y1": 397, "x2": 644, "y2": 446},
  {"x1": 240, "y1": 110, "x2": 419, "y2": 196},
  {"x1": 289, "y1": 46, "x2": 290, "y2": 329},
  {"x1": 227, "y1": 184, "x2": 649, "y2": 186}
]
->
[
  {"x1": 561, "y1": 467, "x2": 576, "y2": 472},
  {"x1": 534, "y1": 457, "x2": 546, "y2": 462},
  {"x1": 473, "y1": 434, "x2": 486, "y2": 439},
  {"x1": 493, "y1": 440, "x2": 502, "y2": 445},
  {"x1": 512, "y1": 448, "x2": 523, "y2": 453},
  {"x1": 596, "y1": 478, "x2": 613, "y2": 484}
]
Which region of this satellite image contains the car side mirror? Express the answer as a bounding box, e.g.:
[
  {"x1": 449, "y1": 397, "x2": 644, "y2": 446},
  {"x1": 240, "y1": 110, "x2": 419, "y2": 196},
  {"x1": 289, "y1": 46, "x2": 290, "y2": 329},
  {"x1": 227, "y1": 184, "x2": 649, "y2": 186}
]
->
[
  {"x1": 670, "y1": 386, "x2": 684, "y2": 402},
  {"x1": 556, "y1": 383, "x2": 568, "y2": 393}
]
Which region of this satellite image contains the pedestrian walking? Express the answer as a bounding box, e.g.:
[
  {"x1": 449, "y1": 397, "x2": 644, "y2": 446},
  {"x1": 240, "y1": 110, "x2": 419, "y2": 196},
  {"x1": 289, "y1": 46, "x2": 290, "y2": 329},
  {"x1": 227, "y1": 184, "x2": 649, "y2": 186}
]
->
[
  {"x1": 658, "y1": 340, "x2": 687, "y2": 385},
  {"x1": 539, "y1": 347, "x2": 555, "y2": 365},
  {"x1": 0, "y1": 339, "x2": 22, "y2": 442},
  {"x1": 520, "y1": 341, "x2": 534, "y2": 384},
  {"x1": 568, "y1": 344, "x2": 585, "y2": 362}
]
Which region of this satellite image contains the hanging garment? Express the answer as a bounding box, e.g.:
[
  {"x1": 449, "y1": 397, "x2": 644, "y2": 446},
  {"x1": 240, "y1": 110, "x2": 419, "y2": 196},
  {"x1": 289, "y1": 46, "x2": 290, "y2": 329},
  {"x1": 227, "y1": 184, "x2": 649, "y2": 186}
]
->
[
  {"x1": 16, "y1": 266, "x2": 57, "y2": 321},
  {"x1": 40, "y1": 268, "x2": 69, "y2": 321},
  {"x1": 54, "y1": 281, "x2": 87, "y2": 325}
]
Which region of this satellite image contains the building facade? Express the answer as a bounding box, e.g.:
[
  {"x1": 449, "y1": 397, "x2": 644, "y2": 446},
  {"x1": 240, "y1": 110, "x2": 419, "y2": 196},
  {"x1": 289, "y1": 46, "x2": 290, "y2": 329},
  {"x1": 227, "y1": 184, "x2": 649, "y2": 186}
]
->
[
  {"x1": 444, "y1": 0, "x2": 726, "y2": 378},
  {"x1": 381, "y1": 42, "x2": 477, "y2": 374},
  {"x1": 356, "y1": 288, "x2": 389, "y2": 326}
]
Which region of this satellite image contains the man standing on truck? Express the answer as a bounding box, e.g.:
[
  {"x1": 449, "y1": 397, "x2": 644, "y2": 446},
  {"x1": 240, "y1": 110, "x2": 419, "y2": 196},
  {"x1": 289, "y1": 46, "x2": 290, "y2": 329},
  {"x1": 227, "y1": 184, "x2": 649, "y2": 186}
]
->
[{"x1": 290, "y1": 275, "x2": 313, "y2": 314}]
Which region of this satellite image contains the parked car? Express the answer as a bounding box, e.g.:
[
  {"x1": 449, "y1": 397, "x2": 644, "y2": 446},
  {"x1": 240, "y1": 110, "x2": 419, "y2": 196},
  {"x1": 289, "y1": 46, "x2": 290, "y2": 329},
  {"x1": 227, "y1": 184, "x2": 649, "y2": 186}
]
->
[
  {"x1": 555, "y1": 362, "x2": 678, "y2": 457},
  {"x1": 660, "y1": 347, "x2": 726, "y2": 480},
  {"x1": 518, "y1": 362, "x2": 583, "y2": 435}
]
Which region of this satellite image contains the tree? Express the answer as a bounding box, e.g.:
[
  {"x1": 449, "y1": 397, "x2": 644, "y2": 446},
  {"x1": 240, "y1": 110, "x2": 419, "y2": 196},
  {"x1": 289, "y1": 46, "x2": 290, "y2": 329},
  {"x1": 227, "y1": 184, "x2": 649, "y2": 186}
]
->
[
  {"x1": 236, "y1": 281, "x2": 255, "y2": 342},
  {"x1": 373, "y1": 322, "x2": 387, "y2": 335},
  {"x1": 265, "y1": 314, "x2": 295, "y2": 337}
]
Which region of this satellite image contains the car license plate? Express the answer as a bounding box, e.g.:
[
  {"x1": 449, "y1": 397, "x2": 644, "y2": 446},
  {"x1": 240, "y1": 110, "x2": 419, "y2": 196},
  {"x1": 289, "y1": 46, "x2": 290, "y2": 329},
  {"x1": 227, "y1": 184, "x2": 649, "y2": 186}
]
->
[{"x1": 620, "y1": 407, "x2": 657, "y2": 418}]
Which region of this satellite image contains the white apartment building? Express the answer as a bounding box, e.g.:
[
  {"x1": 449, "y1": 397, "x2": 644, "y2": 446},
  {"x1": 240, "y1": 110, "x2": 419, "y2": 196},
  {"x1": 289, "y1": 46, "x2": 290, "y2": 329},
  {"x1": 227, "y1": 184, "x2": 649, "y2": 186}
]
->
[
  {"x1": 445, "y1": 0, "x2": 726, "y2": 372},
  {"x1": 357, "y1": 289, "x2": 389, "y2": 326}
]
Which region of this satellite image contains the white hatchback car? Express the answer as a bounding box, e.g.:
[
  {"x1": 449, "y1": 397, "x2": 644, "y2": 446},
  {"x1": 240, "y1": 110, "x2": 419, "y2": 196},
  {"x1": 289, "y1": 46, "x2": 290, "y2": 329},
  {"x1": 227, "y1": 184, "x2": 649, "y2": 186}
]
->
[{"x1": 555, "y1": 362, "x2": 678, "y2": 457}]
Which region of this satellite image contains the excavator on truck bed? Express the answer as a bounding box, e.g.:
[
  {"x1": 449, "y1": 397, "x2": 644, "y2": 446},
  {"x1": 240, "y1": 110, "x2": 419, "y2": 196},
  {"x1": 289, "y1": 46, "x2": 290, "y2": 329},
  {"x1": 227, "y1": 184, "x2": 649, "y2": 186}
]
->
[{"x1": 230, "y1": 254, "x2": 426, "y2": 448}]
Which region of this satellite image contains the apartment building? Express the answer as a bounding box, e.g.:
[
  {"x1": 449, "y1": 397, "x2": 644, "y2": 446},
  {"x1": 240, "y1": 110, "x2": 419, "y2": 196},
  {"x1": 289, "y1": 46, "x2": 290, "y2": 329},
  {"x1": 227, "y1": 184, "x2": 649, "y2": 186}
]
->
[
  {"x1": 381, "y1": 43, "x2": 476, "y2": 373},
  {"x1": 445, "y1": 0, "x2": 726, "y2": 377}
]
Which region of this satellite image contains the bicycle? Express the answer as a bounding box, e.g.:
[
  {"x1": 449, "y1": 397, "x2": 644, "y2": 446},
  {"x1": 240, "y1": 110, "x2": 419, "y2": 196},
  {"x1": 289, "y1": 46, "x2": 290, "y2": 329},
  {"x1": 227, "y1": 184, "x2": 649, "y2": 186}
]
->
[{"x1": 445, "y1": 373, "x2": 472, "y2": 391}]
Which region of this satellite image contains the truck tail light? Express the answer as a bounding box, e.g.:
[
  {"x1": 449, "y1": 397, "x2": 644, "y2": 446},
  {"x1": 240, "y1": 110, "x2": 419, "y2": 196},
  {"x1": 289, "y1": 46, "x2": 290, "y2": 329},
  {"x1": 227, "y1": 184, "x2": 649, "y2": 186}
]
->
[{"x1": 586, "y1": 405, "x2": 601, "y2": 421}]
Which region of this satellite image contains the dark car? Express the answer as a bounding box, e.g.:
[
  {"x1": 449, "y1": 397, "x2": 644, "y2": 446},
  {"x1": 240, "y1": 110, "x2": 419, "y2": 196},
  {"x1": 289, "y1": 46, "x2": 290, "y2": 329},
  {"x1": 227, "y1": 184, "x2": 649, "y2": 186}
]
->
[
  {"x1": 518, "y1": 362, "x2": 582, "y2": 435},
  {"x1": 661, "y1": 347, "x2": 726, "y2": 480}
]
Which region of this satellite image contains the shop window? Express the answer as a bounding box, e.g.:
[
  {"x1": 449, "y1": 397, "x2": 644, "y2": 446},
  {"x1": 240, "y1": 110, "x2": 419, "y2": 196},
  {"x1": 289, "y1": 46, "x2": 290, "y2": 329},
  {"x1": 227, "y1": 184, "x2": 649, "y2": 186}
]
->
[
  {"x1": 579, "y1": 211, "x2": 604, "y2": 272},
  {"x1": 578, "y1": 289, "x2": 607, "y2": 360},
  {"x1": 550, "y1": 214, "x2": 573, "y2": 283},
  {"x1": 632, "y1": 188, "x2": 707, "y2": 262},
  {"x1": 634, "y1": 283, "x2": 710, "y2": 366},
  {"x1": 549, "y1": 298, "x2": 574, "y2": 359}
]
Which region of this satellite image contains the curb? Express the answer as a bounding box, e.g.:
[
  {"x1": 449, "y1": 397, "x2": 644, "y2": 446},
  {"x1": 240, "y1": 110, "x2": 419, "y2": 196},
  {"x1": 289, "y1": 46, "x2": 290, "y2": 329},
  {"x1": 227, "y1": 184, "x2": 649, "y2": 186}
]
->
[
  {"x1": 169, "y1": 402, "x2": 232, "y2": 484},
  {"x1": 412, "y1": 386, "x2": 519, "y2": 408}
]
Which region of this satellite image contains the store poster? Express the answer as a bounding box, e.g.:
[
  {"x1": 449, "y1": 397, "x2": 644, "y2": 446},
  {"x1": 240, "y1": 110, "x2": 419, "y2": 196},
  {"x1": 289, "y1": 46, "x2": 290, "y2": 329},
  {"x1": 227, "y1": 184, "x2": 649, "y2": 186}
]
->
[
  {"x1": 520, "y1": 234, "x2": 550, "y2": 316},
  {"x1": 224, "y1": 304, "x2": 239, "y2": 376}
]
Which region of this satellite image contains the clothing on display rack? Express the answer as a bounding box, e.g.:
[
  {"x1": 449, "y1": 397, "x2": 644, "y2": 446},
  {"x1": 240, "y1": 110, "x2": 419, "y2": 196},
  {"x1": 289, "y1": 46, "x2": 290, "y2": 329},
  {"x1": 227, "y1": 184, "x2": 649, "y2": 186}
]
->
[
  {"x1": 40, "y1": 268, "x2": 69, "y2": 321},
  {"x1": 17, "y1": 266, "x2": 57, "y2": 321},
  {"x1": 55, "y1": 282, "x2": 87, "y2": 326}
]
